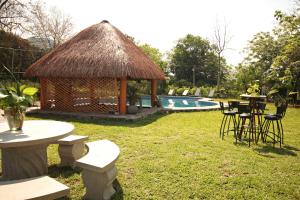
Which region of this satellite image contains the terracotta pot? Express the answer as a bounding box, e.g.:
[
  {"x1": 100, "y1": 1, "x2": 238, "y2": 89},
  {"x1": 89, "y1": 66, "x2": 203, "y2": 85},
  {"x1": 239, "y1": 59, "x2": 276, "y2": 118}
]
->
[{"x1": 4, "y1": 107, "x2": 25, "y2": 131}]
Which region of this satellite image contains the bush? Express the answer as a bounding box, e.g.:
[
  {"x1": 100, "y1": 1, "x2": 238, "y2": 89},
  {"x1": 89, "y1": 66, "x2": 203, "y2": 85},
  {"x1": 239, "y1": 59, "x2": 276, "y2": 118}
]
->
[
  {"x1": 200, "y1": 86, "x2": 209, "y2": 97},
  {"x1": 190, "y1": 87, "x2": 197, "y2": 95},
  {"x1": 174, "y1": 79, "x2": 192, "y2": 88}
]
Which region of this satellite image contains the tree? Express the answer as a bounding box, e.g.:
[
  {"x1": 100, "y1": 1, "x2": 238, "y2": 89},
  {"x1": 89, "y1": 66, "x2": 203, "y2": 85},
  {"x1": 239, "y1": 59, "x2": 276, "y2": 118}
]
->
[
  {"x1": 139, "y1": 43, "x2": 167, "y2": 72},
  {"x1": 212, "y1": 20, "x2": 232, "y2": 93},
  {"x1": 169, "y1": 34, "x2": 223, "y2": 86},
  {"x1": 268, "y1": 9, "x2": 300, "y2": 94},
  {"x1": 0, "y1": 30, "x2": 43, "y2": 79},
  {"x1": 237, "y1": 3, "x2": 300, "y2": 98},
  {"x1": 139, "y1": 43, "x2": 168, "y2": 94},
  {"x1": 0, "y1": 0, "x2": 25, "y2": 32},
  {"x1": 23, "y1": 0, "x2": 73, "y2": 49},
  {"x1": 239, "y1": 31, "x2": 281, "y2": 85}
]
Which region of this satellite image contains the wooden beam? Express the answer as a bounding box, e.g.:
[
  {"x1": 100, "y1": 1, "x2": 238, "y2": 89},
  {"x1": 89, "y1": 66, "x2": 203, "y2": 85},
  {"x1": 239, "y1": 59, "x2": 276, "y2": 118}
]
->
[
  {"x1": 151, "y1": 80, "x2": 158, "y2": 107},
  {"x1": 119, "y1": 78, "x2": 127, "y2": 114},
  {"x1": 39, "y1": 78, "x2": 46, "y2": 110}
]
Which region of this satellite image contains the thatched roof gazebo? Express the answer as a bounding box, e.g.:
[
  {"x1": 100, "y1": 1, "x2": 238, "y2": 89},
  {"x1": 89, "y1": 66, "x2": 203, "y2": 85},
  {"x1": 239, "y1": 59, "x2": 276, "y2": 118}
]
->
[{"x1": 25, "y1": 20, "x2": 165, "y2": 114}]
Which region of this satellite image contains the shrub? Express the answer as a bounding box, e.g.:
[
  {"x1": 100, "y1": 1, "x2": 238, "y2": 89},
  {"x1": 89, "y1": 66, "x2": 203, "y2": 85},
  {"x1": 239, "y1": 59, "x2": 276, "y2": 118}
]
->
[
  {"x1": 200, "y1": 86, "x2": 209, "y2": 97},
  {"x1": 190, "y1": 87, "x2": 197, "y2": 95}
]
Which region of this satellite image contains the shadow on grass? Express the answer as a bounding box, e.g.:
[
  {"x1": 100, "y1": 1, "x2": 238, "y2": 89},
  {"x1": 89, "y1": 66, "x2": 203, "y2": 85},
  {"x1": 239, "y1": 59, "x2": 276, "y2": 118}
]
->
[
  {"x1": 254, "y1": 144, "x2": 298, "y2": 156},
  {"x1": 112, "y1": 179, "x2": 124, "y2": 200},
  {"x1": 27, "y1": 112, "x2": 168, "y2": 128},
  {"x1": 233, "y1": 141, "x2": 249, "y2": 147},
  {"x1": 48, "y1": 164, "x2": 81, "y2": 178}
]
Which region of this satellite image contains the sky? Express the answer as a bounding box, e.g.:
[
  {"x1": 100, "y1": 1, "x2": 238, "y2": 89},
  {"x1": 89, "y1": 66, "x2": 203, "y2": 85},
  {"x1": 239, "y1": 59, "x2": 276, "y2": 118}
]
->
[{"x1": 47, "y1": 0, "x2": 296, "y2": 66}]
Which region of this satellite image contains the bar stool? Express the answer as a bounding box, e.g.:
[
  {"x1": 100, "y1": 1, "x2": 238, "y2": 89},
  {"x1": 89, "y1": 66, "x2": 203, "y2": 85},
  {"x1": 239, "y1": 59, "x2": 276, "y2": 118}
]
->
[
  {"x1": 237, "y1": 103, "x2": 252, "y2": 145},
  {"x1": 254, "y1": 101, "x2": 267, "y2": 142},
  {"x1": 219, "y1": 102, "x2": 237, "y2": 140},
  {"x1": 262, "y1": 104, "x2": 287, "y2": 147},
  {"x1": 228, "y1": 100, "x2": 240, "y2": 113}
]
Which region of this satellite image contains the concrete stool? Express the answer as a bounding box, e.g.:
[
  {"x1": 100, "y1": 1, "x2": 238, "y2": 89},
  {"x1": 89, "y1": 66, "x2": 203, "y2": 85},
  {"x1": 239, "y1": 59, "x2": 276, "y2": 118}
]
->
[
  {"x1": 55, "y1": 135, "x2": 88, "y2": 167},
  {"x1": 75, "y1": 140, "x2": 120, "y2": 200}
]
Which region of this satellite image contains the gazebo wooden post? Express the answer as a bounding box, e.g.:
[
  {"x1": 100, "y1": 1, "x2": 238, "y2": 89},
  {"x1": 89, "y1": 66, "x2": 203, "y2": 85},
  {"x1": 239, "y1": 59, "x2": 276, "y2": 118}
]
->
[
  {"x1": 119, "y1": 78, "x2": 127, "y2": 114},
  {"x1": 151, "y1": 80, "x2": 158, "y2": 107},
  {"x1": 39, "y1": 78, "x2": 46, "y2": 110}
]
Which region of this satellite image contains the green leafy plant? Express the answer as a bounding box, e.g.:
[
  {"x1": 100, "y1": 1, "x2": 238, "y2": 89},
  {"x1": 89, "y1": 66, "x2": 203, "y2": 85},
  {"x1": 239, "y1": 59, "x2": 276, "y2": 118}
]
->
[
  {"x1": 0, "y1": 64, "x2": 38, "y2": 112},
  {"x1": 127, "y1": 81, "x2": 140, "y2": 106},
  {"x1": 246, "y1": 81, "x2": 260, "y2": 96}
]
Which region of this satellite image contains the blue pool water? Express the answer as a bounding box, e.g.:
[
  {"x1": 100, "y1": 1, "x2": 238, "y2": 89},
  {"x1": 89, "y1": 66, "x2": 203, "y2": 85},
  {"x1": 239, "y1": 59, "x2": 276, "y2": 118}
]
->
[{"x1": 140, "y1": 96, "x2": 218, "y2": 109}]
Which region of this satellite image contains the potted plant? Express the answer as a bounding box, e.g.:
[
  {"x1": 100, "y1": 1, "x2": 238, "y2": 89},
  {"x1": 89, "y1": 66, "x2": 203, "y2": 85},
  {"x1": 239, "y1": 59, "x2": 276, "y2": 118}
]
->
[
  {"x1": 127, "y1": 81, "x2": 140, "y2": 114},
  {"x1": 0, "y1": 65, "x2": 38, "y2": 131},
  {"x1": 246, "y1": 81, "x2": 260, "y2": 96}
]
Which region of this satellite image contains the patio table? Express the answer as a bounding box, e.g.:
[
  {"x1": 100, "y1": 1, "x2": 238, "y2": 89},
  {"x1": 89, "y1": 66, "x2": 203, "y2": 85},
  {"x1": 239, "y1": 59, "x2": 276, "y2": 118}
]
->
[
  {"x1": 0, "y1": 120, "x2": 74, "y2": 180},
  {"x1": 240, "y1": 94, "x2": 266, "y2": 144}
]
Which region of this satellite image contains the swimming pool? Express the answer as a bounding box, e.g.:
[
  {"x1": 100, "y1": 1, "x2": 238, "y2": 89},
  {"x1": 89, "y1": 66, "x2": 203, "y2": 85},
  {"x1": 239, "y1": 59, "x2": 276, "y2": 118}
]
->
[{"x1": 140, "y1": 96, "x2": 219, "y2": 111}]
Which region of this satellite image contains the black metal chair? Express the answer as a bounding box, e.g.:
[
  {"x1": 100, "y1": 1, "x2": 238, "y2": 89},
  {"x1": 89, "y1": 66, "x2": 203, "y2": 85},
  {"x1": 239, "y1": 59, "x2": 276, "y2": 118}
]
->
[
  {"x1": 236, "y1": 103, "x2": 252, "y2": 145},
  {"x1": 228, "y1": 100, "x2": 240, "y2": 113},
  {"x1": 219, "y1": 102, "x2": 237, "y2": 140},
  {"x1": 262, "y1": 104, "x2": 288, "y2": 147}
]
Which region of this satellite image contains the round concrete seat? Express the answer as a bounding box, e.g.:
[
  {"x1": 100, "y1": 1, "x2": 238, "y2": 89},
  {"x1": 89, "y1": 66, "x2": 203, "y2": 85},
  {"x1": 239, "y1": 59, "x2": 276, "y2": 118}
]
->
[
  {"x1": 75, "y1": 139, "x2": 120, "y2": 200},
  {"x1": 76, "y1": 140, "x2": 120, "y2": 172}
]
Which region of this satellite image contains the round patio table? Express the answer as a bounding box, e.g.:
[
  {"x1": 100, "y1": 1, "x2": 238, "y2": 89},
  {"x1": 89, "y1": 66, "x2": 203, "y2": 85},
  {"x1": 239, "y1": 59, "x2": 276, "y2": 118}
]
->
[{"x1": 0, "y1": 120, "x2": 74, "y2": 180}]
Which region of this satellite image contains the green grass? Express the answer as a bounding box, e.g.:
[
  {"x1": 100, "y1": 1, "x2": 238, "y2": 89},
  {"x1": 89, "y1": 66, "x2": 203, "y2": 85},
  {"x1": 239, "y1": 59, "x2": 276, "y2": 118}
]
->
[{"x1": 27, "y1": 106, "x2": 300, "y2": 200}]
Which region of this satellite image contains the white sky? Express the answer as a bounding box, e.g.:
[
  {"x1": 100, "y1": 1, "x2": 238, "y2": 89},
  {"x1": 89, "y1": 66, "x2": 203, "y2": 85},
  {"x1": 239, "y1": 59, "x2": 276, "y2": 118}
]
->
[{"x1": 47, "y1": 0, "x2": 295, "y2": 65}]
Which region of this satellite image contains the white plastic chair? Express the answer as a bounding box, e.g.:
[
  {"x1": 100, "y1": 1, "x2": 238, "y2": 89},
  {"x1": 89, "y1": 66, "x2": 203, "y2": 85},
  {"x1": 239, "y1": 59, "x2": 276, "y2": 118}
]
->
[
  {"x1": 208, "y1": 89, "x2": 215, "y2": 98},
  {"x1": 168, "y1": 89, "x2": 174, "y2": 95},
  {"x1": 194, "y1": 88, "x2": 201, "y2": 96},
  {"x1": 182, "y1": 89, "x2": 189, "y2": 96}
]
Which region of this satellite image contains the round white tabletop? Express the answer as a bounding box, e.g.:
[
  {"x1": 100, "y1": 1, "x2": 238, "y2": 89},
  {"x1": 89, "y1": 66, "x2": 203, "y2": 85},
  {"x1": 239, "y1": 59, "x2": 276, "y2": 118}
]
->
[
  {"x1": 0, "y1": 120, "x2": 75, "y2": 180},
  {"x1": 0, "y1": 120, "x2": 74, "y2": 148},
  {"x1": 240, "y1": 94, "x2": 267, "y2": 99}
]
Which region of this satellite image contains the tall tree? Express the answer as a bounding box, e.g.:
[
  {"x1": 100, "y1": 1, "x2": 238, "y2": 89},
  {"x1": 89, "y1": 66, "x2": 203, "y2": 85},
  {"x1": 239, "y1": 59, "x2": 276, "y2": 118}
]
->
[
  {"x1": 23, "y1": 0, "x2": 73, "y2": 49},
  {"x1": 212, "y1": 20, "x2": 231, "y2": 93},
  {"x1": 169, "y1": 34, "x2": 223, "y2": 86}
]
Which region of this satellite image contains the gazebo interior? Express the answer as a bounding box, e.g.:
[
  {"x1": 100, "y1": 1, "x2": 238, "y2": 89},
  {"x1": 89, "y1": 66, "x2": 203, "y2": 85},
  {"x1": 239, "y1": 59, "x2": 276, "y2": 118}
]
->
[{"x1": 39, "y1": 77, "x2": 158, "y2": 114}]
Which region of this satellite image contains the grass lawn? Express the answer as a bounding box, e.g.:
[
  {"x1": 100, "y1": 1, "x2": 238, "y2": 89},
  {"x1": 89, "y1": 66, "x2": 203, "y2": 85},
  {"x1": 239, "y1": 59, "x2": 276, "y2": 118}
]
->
[{"x1": 26, "y1": 105, "x2": 300, "y2": 200}]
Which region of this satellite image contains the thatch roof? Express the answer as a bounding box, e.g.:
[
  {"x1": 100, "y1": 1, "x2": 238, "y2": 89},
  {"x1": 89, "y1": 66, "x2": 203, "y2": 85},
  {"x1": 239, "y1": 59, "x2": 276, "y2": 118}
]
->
[{"x1": 25, "y1": 20, "x2": 165, "y2": 80}]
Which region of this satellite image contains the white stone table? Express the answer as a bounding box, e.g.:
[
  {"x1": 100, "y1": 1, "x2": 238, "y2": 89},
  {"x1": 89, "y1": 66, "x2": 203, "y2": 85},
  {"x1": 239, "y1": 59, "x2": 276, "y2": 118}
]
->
[{"x1": 0, "y1": 120, "x2": 74, "y2": 180}]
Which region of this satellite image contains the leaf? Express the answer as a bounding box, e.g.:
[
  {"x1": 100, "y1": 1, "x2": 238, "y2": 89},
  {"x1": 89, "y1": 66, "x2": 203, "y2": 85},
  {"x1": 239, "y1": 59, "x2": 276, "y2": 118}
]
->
[
  {"x1": 247, "y1": 88, "x2": 253, "y2": 94},
  {"x1": 20, "y1": 85, "x2": 27, "y2": 92},
  {"x1": 0, "y1": 92, "x2": 8, "y2": 99},
  {"x1": 8, "y1": 86, "x2": 17, "y2": 93},
  {"x1": 23, "y1": 87, "x2": 38, "y2": 96},
  {"x1": 267, "y1": 89, "x2": 279, "y2": 96}
]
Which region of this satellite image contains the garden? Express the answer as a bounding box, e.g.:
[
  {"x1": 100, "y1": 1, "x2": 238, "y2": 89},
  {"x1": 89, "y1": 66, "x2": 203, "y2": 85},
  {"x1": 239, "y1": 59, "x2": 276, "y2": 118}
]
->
[{"x1": 0, "y1": 1, "x2": 300, "y2": 200}]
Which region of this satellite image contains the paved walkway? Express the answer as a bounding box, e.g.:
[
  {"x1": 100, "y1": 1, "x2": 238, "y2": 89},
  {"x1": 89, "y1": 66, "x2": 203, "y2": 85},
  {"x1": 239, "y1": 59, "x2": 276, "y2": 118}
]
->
[{"x1": 27, "y1": 107, "x2": 163, "y2": 121}]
